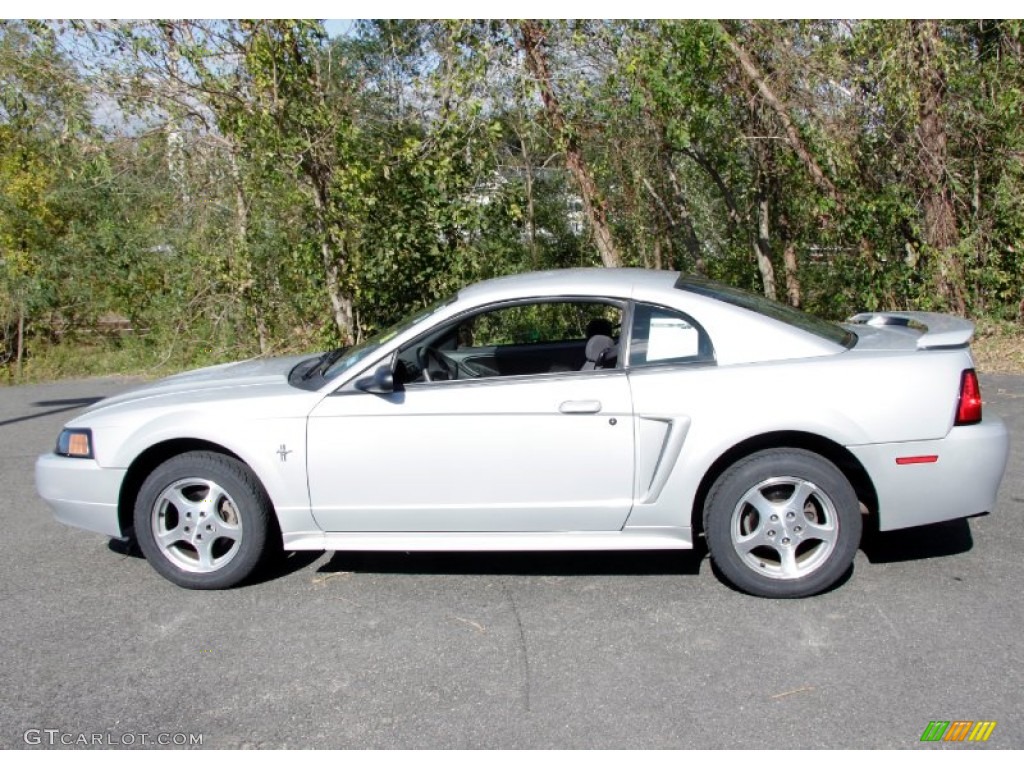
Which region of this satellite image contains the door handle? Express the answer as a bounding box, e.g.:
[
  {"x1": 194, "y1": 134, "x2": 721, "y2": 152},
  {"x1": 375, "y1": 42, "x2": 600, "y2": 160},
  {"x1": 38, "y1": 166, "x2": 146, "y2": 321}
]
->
[{"x1": 559, "y1": 400, "x2": 602, "y2": 414}]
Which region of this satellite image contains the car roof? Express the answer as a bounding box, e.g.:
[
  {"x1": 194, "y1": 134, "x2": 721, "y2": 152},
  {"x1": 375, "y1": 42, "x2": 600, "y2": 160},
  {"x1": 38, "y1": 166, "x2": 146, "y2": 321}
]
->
[{"x1": 457, "y1": 268, "x2": 679, "y2": 303}]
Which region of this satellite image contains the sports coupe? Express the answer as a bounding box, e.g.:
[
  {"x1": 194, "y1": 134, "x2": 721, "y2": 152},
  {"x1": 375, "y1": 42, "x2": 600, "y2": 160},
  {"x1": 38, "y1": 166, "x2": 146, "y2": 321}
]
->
[{"x1": 36, "y1": 269, "x2": 1010, "y2": 597}]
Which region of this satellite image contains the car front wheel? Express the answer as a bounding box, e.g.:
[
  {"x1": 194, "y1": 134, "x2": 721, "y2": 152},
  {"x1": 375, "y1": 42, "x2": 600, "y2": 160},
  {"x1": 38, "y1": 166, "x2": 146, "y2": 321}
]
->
[
  {"x1": 703, "y1": 449, "x2": 862, "y2": 598},
  {"x1": 134, "y1": 451, "x2": 273, "y2": 589}
]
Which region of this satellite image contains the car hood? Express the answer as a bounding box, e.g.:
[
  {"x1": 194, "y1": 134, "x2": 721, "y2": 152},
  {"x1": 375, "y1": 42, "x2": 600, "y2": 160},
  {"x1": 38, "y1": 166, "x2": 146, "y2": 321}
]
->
[{"x1": 79, "y1": 354, "x2": 316, "y2": 415}]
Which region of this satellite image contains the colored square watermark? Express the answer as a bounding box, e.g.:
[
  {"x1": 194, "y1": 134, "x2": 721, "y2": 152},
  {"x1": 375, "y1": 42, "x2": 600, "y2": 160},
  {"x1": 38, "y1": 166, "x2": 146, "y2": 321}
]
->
[{"x1": 920, "y1": 721, "x2": 996, "y2": 743}]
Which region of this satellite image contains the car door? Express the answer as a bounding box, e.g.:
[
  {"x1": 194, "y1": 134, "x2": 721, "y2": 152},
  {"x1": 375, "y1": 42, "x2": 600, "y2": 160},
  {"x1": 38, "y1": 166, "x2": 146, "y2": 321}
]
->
[{"x1": 306, "y1": 300, "x2": 635, "y2": 533}]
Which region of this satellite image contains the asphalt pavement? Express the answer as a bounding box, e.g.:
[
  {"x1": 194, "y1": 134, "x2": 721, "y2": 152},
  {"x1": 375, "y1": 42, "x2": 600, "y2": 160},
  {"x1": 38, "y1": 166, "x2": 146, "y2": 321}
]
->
[{"x1": 1, "y1": 373, "x2": 1021, "y2": 749}]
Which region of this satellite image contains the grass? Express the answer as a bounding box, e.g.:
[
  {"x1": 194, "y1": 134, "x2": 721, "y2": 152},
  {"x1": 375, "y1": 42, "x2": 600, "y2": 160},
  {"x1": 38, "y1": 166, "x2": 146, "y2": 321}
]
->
[
  {"x1": 970, "y1": 319, "x2": 1024, "y2": 375},
  {"x1": 2, "y1": 335, "x2": 257, "y2": 385}
]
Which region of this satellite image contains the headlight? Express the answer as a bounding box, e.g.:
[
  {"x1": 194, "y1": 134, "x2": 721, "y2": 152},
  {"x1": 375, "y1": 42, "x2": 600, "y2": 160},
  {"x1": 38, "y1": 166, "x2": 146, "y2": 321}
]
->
[{"x1": 56, "y1": 428, "x2": 93, "y2": 458}]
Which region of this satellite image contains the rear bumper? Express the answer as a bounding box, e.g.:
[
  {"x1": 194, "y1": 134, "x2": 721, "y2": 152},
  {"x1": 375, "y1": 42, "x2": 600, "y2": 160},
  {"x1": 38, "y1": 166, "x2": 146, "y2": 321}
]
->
[
  {"x1": 848, "y1": 416, "x2": 1010, "y2": 531},
  {"x1": 35, "y1": 453, "x2": 126, "y2": 539}
]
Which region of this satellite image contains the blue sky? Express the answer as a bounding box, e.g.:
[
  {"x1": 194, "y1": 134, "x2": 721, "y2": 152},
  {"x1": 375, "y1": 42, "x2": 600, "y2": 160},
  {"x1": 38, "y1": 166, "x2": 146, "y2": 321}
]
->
[{"x1": 323, "y1": 20, "x2": 356, "y2": 39}]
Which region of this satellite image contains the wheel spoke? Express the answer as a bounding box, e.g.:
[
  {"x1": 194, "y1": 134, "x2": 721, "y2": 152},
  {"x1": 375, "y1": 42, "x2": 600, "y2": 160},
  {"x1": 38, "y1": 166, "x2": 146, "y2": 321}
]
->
[
  {"x1": 201, "y1": 514, "x2": 241, "y2": 543},
  {"x1": 748, "y1": 493, "x2": 780, "y2": 523},
  {"x1": 734, "y1": 489, "x2": 784, "y2": 552},
  {"x1": 779, "y1": 545, "x2": 800, "y2": 579},
  {"x1": 193, "y1": 533, "x2": 217, "y2": 570},
  {"x1": 788, "y1": 481, "x2": 816, "y2": 516},
  {"x1": 735, "y1": 530, "x2": 755, "y2": 552},
  {"x1": 735, "y1": 521, "x2": 775, "y2": 555},
  {"x1": 169, "y1": 487, "x2": 204, "y2": 519},
  {"x1": 801, "y1": 516, "x2": 837, "y2": 545},
  {"x1": 736, "y1": 532, "x2": 767, "y2": 554},
  {"x1": 196, "y1": 481, "x2": 226, "y2": 518},
  {"x1": 156, "y1": 522, "x2": 187, "y2": 548}
]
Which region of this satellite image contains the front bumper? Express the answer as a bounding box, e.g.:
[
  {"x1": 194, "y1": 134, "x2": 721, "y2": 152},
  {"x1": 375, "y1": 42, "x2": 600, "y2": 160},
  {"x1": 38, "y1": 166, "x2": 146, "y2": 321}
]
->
[
  {"x1": 35, "y1": 453, "x2": 126, "y2": 538},
  {"x1": 848, "y1": 416, "x2": 1010, "y2": 531}
]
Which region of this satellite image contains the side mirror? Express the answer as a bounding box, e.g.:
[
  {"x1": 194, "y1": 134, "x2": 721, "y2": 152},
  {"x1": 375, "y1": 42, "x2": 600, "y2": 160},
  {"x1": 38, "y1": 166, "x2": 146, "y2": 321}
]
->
[{"x1": 355, "y1": 365, "x2": 395, "y2": 394}]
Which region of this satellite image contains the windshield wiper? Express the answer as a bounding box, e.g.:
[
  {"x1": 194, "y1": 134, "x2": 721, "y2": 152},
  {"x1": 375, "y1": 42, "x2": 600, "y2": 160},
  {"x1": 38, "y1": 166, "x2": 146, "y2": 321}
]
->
[{"x1": 302, "y1": 347, "x2": 348, "y2": 381}]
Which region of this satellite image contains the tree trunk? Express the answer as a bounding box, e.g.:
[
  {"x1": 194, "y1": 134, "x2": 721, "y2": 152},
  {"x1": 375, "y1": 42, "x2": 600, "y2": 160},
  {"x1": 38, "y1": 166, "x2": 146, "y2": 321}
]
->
[
  {"x1": 912, "y1": 20, "x2": 966, "y2": 315},
  {"x1": 516, "y1": 126, "x2": 540, "y2": 269},
  {"x1": 651, "y1": 238, "x2": 663, "y2": 270},
  {"x1": 782, "y1": 242, "x2": 801, "y2": 308},
  {"x1": 664, "y1": 164, "x2": 706, "y2": 276},
  {"x1": 161, "y1": 24, "x2": 190, "y2": 208},
  {"x1": 518, "y1": 20, "x2": 621, "y2": 268},
  {"x1": 320, "y1": 237, "x2": 355, "y2": 344},
  {"x1": 674, "y1": 146, "x2": 741, "y2": 232},
  {"x1": 15, "y1": 307, "x2": 25, "y2": 378},
  {"x1": 307, "y1": 172, "x2": 355, "y2": 344},
  {"x1": 643, "y1": 173, "x2": 704, "y2": 275},
  {"x1": 722, "y1": 26, "x2": 841, "y2": 207},
  {"x1": 226, "y1": 145, "x2": 268, "y2": 355},
  {"x1": 754, "y1": 192, "x2": 778, "y2": 301}
]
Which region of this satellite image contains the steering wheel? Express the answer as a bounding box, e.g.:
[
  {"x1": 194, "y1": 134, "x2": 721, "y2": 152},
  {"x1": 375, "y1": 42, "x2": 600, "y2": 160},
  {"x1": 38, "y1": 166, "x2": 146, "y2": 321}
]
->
[{"x1": 422, "y1": 347, "x2": 459, "y2": 382}]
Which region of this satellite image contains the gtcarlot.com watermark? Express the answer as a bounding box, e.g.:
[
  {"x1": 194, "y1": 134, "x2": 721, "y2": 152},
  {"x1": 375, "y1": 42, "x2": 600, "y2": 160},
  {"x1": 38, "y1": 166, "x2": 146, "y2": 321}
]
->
[{"x1": 24, "y1": 729, "x2": 204, "y2": 747}]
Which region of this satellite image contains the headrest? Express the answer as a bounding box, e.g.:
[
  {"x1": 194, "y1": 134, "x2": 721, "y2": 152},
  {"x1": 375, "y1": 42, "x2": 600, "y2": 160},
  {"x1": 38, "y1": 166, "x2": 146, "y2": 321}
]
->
[{"x1": 585, "y1": 334, "x2": 615, "y2": 362}]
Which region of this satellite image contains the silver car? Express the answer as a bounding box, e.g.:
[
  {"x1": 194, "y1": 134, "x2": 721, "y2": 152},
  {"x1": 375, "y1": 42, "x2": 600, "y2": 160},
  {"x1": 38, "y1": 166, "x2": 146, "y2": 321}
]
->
[{"x1": 35, "y1": 269, "x2": 1010, "y2": 597}]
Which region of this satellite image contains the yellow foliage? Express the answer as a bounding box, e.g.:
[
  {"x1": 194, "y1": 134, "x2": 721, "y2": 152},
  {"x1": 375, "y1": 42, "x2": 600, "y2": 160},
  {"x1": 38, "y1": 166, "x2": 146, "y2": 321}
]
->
[{"x1": 0, "y1": 124, "x2": 59, "y2": 279}]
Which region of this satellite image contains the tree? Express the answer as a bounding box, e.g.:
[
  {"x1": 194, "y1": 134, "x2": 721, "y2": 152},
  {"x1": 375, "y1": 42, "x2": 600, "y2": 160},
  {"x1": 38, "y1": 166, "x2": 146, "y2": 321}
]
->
[{"x1": 518, "y1": 20, "x2": 621, "y2": 268}]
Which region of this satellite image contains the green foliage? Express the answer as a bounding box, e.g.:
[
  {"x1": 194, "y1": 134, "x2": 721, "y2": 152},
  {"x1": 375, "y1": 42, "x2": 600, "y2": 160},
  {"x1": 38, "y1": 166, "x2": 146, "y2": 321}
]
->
[
  {"x1": 3, "y1": 19, "x2": 1024, "y2": 381},
  {"x1": 467, "y1": 301, "x2": 620, "y2": 347}
]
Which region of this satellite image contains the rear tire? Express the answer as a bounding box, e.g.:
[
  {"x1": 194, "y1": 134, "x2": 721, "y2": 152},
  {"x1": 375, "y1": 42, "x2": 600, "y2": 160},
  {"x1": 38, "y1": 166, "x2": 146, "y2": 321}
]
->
[
  {"x1": 134, "y1": 451, "x2": 273, "y2": 589},
  {"x1": 703, "y1": 449, "x2": 861, "y2": 598}
]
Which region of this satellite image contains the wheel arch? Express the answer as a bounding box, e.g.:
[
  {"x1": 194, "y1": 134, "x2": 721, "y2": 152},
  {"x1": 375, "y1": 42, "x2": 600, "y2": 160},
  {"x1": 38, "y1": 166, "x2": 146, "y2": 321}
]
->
[
  {"x1": 117, "y1": 439, "x2": 260, "y2": 542},
  {"x1": 690, "y1": 431, "x2": 878, "y2": 538}
]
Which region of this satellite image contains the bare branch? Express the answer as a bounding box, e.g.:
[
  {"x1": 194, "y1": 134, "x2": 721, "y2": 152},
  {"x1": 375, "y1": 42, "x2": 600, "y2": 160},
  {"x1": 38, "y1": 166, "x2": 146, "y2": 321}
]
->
[{"x1": 720, "y1": 24, "x2": 841, "y2": 205}]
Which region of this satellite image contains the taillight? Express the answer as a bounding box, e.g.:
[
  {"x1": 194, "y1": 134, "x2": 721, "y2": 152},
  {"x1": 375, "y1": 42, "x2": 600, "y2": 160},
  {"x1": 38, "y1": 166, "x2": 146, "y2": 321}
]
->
[{"x1": 955, "y1": 369, "x2": 982, "y2": 426}]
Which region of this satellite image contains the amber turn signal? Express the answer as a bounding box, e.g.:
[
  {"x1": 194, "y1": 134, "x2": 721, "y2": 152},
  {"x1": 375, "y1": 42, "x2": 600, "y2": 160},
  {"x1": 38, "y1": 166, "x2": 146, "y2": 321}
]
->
[{"x1": 56, "y1": 429, "x2": 93, "y2": 458}]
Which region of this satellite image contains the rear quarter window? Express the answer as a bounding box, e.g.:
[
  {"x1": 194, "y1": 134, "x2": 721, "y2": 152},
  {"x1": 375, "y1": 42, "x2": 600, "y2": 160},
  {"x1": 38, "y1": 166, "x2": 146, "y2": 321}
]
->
[{"x1": 629, "y1": 303, "x2": 714, "y2": 367}]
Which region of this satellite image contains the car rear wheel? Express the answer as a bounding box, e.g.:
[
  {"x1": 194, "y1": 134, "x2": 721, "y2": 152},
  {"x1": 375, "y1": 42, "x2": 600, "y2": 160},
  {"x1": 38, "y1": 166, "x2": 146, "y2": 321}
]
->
[
  {"x1": 134, "y1": 451, "x2": 273, "y2": 589},
  {"x1": 703, "y1": 449, "x2": 861, "y2": 598}
]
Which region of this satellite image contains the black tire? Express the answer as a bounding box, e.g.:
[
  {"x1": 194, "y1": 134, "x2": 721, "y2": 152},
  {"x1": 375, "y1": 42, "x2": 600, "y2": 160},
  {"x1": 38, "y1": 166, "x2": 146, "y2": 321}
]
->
[
  {"x1": 703, "y1": 449, "x2": 861, "y2": 598},
  {"x1": 133, "y1": 451, "x2": 274, "y2": 589}
]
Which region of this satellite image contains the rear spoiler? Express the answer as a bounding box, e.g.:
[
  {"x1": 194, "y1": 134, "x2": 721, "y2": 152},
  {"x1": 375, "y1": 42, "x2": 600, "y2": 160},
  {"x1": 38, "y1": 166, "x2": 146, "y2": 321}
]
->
[{"x1": 847, "y1": 311, "x2": 975, "y2": 349}]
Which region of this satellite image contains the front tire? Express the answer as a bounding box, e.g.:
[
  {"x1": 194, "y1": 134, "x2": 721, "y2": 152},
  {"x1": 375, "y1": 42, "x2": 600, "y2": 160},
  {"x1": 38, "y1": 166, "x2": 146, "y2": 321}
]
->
[
  {"x1": 134, "y1": 451, "x2": 273, "y2": 589},
  {"x1": 703, "y1": 449, "x2": 861, "y2": 598}
]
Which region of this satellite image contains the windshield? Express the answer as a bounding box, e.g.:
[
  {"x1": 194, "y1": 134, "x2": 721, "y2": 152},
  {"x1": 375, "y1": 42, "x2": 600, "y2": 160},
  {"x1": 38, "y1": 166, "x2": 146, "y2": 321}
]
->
[
  {"x1": 676, "y1": 275, "x2": 856, "y2": 348},
  {"x1": 323, "y1": 294, "x2": 456, "y2": 381}
]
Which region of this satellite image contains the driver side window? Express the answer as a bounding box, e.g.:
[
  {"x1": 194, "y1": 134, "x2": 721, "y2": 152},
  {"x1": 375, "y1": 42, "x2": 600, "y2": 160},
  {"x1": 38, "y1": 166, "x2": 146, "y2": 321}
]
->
[{"x1": 396, "y1": 300, "x2": 623, "y2": 384}]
